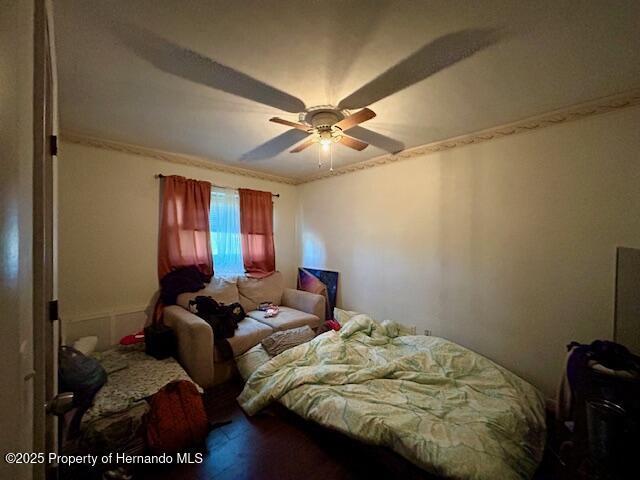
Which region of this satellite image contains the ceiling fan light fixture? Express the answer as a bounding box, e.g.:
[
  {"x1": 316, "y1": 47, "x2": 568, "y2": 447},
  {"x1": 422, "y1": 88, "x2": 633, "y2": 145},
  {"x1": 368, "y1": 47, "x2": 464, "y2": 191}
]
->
[
  {"x1": 274, "y1": 105, "x2": 376, "y2": 157},
  {"x1": 318, "y1": 129, "x2": 337, "y2": 148}
]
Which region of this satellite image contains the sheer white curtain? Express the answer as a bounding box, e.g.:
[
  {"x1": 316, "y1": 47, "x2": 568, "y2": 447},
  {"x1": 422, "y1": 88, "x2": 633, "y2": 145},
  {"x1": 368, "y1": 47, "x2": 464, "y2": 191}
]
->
[{"x1": 209, "y1": 188, "x2": 245, "y2": 276}]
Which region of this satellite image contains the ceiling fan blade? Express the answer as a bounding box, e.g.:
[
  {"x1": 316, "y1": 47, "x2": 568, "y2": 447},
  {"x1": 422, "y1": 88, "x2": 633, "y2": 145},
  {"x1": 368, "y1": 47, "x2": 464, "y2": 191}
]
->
[
  {"x1": 335, "y1": 108, "x2": 376, "y2": 131},
  {"x1": 241, "y1": 129, "x2": 310, "y2": 161},
  {"x1": 338, "y1": 28, "x2": 504, "y2": 109},
  {"x1": 290, "y1": 138, "x2": 316, "y2": 153},
  {"x1": 345, "y1": 126, "x2": 404, "y2": 153},
  {"x1": 114, "y1": 26, "x2": 306, "y2": 113},
  {"x1": 339, "y1": 135, "x2": 368, "y2": 151},
  {"x1": 269, "y1": 117, "x2": 310, "y2": 132}
]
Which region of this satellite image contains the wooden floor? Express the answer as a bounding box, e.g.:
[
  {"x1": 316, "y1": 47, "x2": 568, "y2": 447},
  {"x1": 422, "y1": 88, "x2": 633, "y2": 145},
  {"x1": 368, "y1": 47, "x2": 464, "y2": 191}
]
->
[
  {"x1": 138, "y1": 378, "x2": 554, "y2": 480},
  {"x1": 137, "y1": 378, "x2": 434, "y2": 479}
]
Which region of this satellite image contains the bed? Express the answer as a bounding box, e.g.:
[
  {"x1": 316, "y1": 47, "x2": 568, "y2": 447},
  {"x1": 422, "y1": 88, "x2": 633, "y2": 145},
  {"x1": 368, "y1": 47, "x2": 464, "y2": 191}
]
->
[
  {"x1": 76, "y1": 343, "x2": 202, "y2": 454},
  {"x1": 236, "y1": 313, "x2": 546, "y2": 480}
]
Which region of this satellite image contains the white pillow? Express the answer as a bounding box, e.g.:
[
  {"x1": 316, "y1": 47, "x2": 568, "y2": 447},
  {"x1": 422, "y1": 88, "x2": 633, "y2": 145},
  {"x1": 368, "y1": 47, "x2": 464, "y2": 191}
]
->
[{"x1": 333, "y1": 307, "x2": 360, "y2": 326}]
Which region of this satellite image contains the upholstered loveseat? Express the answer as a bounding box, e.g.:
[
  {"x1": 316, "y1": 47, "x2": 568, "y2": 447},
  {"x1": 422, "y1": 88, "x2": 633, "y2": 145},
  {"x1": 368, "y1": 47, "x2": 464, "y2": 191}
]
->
[{"x1": 164, "y1": 271, "x2": 325, "y2": 388}]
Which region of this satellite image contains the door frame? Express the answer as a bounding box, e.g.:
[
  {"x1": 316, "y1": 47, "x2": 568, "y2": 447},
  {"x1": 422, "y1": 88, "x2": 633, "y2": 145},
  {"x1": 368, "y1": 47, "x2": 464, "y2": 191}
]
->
[{"x1": 33, "y1": 0, "x2": 58, "y2": 478}]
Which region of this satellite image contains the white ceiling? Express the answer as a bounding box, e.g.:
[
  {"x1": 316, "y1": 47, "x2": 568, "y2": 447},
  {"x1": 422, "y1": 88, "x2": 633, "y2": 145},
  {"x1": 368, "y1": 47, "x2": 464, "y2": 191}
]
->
[{"x1": 55, "y1": 0, "x2": 640, "y2": 180}]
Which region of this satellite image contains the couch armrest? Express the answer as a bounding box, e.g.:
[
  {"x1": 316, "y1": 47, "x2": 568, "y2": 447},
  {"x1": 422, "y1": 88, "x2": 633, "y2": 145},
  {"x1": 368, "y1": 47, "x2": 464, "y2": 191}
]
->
[
  {"x1": 163, "y1": 305, "x2": 215, "y2": 389},
  {"x1": 281, "y1": 288, "x2": 326, "y2": 321}
]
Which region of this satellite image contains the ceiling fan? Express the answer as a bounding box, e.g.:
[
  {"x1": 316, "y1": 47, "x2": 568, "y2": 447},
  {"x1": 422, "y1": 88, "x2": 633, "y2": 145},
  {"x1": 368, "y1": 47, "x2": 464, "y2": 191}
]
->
[
  {"x1": 269, "y1": 106, "x2": 376, "y2": 153},
  {"x1": 115, "y1": 22, "x2": 503, "y2": 163}
]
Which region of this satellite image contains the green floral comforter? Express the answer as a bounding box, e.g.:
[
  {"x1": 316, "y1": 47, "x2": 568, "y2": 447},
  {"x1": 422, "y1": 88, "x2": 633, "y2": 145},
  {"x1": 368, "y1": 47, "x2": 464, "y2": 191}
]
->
[{"x1": 238, "y1": 315, "x2": 546, "y2": 479}]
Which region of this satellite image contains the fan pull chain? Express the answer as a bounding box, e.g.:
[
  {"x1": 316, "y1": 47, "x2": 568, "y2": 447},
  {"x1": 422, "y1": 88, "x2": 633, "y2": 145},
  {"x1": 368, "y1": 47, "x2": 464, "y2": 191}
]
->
[
  {"x1": 330, "y1": 145, "x2": 333, "y2": 172},
  {"x1": 318, "y1": 145, "x2": 322, "y2": 169}
]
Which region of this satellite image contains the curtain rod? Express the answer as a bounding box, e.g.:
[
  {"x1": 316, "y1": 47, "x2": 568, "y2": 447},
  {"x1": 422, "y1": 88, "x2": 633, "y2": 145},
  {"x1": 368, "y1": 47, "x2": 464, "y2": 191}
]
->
[{"x1": 155, "y1": 174, "x2": 280, "y2": 197}]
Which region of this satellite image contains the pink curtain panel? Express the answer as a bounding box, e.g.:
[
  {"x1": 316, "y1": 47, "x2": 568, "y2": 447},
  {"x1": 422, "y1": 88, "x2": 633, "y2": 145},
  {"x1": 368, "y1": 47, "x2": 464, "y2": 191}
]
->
[
  {"x1": 158, "y1": 175, "x2": 213, "y2": 280},
  {"x1": 239, "y1": 188, "x2": 275, "y2": 278}
]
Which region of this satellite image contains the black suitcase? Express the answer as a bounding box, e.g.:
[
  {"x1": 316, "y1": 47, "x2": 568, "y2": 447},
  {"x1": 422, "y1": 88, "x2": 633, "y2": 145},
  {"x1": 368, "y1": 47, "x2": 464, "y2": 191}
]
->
[{"x1": 144, "y1": 323, "x2": 177, "y2": 359}]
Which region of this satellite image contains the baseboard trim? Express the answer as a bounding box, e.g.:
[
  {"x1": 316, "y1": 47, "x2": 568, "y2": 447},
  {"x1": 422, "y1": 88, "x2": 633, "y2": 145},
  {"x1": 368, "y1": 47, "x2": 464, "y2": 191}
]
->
[
  {"x1": 62, "y1": 304, "x2": 149, "y2": 324},
  {"x1": 61, "y1": 305, "x2": 149, "y2": 350}
]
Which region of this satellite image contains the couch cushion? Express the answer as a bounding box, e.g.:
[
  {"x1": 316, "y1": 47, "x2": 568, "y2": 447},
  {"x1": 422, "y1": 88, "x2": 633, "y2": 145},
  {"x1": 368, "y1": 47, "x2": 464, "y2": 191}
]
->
[
  {"x1": 247, "y1": 306, "x2": 321, "y2": 331},
  {"x1": 177, "y1": 276, "x2": 240, "y2": 310},
  {"x1": 214, "y1": 317, "x2": 273, "y2": 362},
  {"x1": 237, "y1": 271, "x2": 284, "y2": 312}
]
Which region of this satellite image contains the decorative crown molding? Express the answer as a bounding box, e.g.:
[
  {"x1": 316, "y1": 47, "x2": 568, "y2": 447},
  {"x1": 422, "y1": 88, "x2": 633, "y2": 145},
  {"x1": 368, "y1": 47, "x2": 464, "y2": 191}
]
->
[
  {"x1": 62, "y1": 87, "x2": 640, "y2": 186},
  {"x1": 59, "y1": 132, "x2": 299, "y2": 186},
  {"x1": 298, "y1": 87, "x2": 640, "y2": 184}
]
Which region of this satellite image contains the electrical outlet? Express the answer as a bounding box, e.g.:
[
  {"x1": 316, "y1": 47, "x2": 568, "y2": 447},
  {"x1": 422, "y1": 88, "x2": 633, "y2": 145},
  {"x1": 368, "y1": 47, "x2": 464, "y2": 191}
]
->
[{"x1": 424, "y1": 329, "x2": 432, "y2": 336}]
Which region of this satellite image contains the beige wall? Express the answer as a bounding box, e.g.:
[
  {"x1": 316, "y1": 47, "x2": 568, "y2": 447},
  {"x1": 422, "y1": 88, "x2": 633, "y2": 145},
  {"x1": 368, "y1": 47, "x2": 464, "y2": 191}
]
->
[
  {"x1": 58, "y1": 106, "x2": 640, "y2": 395},
  {"x1": 58, "y1": 142, "x2": 299, "y2": 345},
  {"x1": 0, "y1": 1, "x2": 35, "y2": 478},
  {"x1": 298, "y1": 106, "x2": 640, "y2": 397}
]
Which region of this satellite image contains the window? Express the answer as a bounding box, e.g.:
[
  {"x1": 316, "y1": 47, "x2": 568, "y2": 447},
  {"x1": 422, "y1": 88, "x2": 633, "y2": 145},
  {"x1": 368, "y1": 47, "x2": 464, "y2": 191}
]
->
[{"x1": 209, "y1": 188, "x2": 245, "y2": 276}]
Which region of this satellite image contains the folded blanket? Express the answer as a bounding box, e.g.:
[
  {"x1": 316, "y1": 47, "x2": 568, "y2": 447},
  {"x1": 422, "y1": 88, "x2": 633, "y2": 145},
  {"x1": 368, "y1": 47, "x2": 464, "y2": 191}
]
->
[{"x1": 261, "y1": 325, "x2": 315, "y2": 356}]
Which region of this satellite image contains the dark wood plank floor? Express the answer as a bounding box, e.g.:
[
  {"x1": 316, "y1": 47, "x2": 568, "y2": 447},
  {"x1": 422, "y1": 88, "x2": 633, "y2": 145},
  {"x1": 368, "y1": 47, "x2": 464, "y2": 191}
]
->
[
  {"x1": 137, "y1": 378, "x2": 432, "y2": 480},
  {"x1": 138, "y1": 378, "x2": 555, "y2": 480}
]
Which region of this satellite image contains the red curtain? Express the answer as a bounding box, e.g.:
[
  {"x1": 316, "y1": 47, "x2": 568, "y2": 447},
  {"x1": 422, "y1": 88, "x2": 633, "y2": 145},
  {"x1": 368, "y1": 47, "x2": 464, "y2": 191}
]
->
[
  {"x1": 239, "y1": 188, "x2": 275, "y2": 278},
  {"x1": 158, "y1": 175, "x2": 213, "y2": 280}
]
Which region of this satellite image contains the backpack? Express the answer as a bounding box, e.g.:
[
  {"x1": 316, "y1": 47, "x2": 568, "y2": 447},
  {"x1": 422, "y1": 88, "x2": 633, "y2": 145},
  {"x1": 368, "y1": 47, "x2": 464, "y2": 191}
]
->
[
  {"x1": 189, "y1": 296, "x2": 243, "y2": 339},
  {"x1": 59, "y1": 346, "x2": 108, "y2": 406},
  {"x1": 58, "y1": 346, "x2": 108, "y2": 436},
  {"x1": 222, "y1": 302, "x2": 245, "y2": 326},
  {"x1": 146, "y1": 380, "x2": 209, "y2": 452}
]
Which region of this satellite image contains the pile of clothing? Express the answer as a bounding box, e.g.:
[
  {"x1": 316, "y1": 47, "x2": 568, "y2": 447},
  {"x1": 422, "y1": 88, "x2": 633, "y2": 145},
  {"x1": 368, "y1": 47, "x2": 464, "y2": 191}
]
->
[
  {"x1": 557, "y1": 340, "x2": 640, "y2": 423},
  {"x1": 158, "y1": 266, "x2": 246, "y2": 361},
  {"x1": 556, "y1": 340, "x2": 640, "y2": 477},
  {"x1": 188, "y1": 295, "x2": 245, "y2": 361}
]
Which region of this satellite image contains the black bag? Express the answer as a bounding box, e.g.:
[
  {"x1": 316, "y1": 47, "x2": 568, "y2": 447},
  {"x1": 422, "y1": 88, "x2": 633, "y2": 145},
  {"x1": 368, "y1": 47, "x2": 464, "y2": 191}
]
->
[
  {"x1": 145, "y1": 323, "x2": 177, "y2": 359},
  {"x1": 222, "y1": 302, "x2": 245, "y2": 325},
  {"x1": 59, "y1": 346, "x2": 107, "y2": 406},
  {"x1": 58, "y1": 346, "x2": 108, "y2": 436},
  {"x1": 189, "y1": 296, "x2": 242, "y2": 339},
  {"x1": 188, "y1": 295, "x2": 221, "y2": 317}
]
